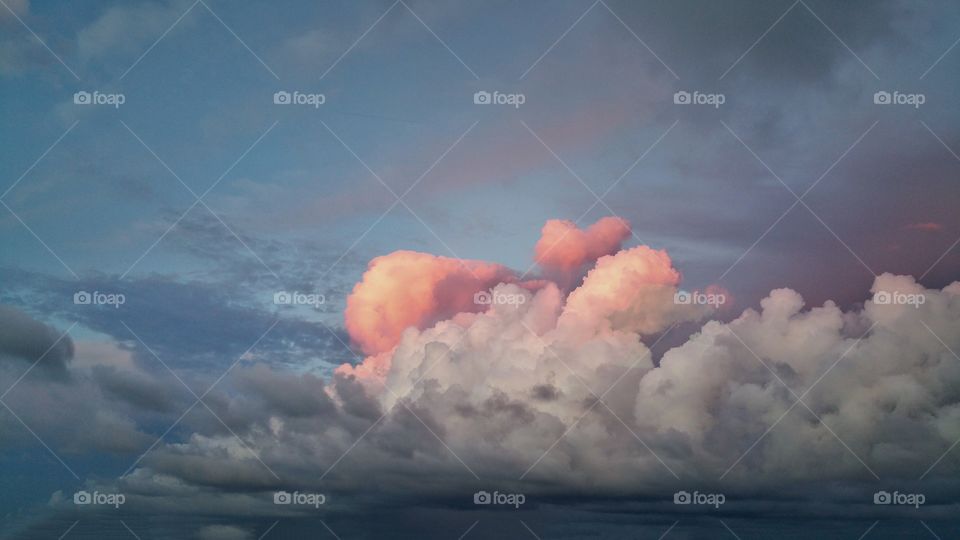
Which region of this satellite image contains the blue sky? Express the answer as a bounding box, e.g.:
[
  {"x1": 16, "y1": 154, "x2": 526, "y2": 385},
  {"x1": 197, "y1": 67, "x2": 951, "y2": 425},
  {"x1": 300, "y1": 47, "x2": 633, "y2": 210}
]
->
[
  {"x1": 3, "y1": 0, "x2": 960, "y2": 538},
  {"x1": 5, "y1": 0, "x2": 960, "y2": 306}
]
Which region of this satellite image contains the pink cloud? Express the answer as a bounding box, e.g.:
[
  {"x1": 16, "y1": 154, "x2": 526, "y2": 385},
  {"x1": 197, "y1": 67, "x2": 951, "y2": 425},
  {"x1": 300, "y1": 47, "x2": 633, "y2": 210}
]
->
[
  {"x1": 340, "y1": 217, "x2": 713, "y2": 381},
  {"x1": 534, "y1": 217, "x2": 631, "y2": 288},
  {"x1": 559, "y1": 244, "x2": 687, "y2": 339},
  {"x1": 344, "y1": 250, "x2": 515, "y2": 356}
]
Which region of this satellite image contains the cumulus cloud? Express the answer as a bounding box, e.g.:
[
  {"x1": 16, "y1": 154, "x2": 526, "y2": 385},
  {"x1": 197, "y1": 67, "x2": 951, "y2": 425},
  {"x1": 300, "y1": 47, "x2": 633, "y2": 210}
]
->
[
  {"x1": 559, "y1": 244, "x2": 696, "y2": 338},
  {"x1": 534, "y1": 217, "x2": 631, "y2": 288},
  {"x1": 92, "y1": 218, "x2": 958, "y2": 519},
  {"x1": 343, "y1": 250, "x2": 517, "y2": 356}
]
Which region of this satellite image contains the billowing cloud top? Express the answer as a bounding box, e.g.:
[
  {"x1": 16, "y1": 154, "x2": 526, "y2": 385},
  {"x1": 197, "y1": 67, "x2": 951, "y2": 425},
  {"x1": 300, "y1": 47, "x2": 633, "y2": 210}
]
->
[
  {"x1": 344, "y1": 250, "x2": 516, "y2": 356},
  {"x1": 341, "y1": 218, "x2": 702, "y2": 378},
  {"x1": 534, "y1": 216, "x2": 632, "y2": 288}
]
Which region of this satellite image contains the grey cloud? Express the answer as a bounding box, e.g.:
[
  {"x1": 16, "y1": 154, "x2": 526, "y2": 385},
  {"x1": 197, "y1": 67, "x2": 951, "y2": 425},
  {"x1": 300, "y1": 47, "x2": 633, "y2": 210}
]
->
[
  {"x1": 92, "y1": 364, "x2": 181, "y2": 413},
  {"x1": 0, "y1": 304, "x2": 73, "y2": 377},
  {"x1": 233, "y1": 364, "x2": 334, "y2": 418},
  {"x1": 0, "y1": 371, "x2": 154, "y2": 455}
]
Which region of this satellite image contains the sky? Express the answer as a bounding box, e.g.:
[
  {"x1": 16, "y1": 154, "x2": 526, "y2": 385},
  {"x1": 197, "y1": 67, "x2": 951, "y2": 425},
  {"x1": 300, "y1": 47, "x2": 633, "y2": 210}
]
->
[{"x1": 1, "y1": 0, "x2": 960, "y2": 538}]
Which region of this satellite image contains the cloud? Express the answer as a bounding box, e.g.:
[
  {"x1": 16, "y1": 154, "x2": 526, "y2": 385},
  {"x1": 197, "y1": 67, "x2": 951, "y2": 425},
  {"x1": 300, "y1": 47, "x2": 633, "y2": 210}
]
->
[
  {"x1": 233, "y1": 363, "x2": 335, "y2": 418},
  {"x1": 559, "y1": 244, "x2": 699, "y2": 339},
  {"x1": 344, "y1": 215, "x2": 640, "y2": 363},
  {"x1": 343, "y1": 250, "x2": 517, "y2": 356},
  {"x1": 92, "y1": 364, "x2": 180, "y2": 413},
  {"x1": 535, "y1": 217, "x2": 631, "y2": 288},
  {"x1": 0, "y1": 331, "x2": 162, "y2": 456},
  {"x1": 0, "y1": 305, "x2": 73, "y2": 376}
]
